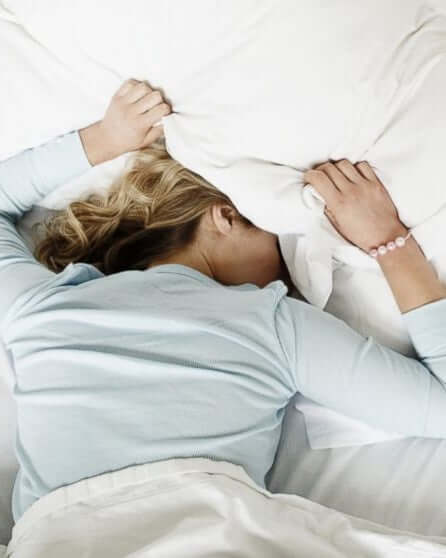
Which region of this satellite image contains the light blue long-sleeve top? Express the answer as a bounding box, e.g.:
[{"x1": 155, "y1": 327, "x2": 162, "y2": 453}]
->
[{"x1": 2, "y1": 131, "x2": 446, "y2": 522}]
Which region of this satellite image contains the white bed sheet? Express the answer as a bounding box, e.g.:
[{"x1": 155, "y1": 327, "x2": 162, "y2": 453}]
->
[{"x1": 268, "y1": 400, "x2": 446, "y2": 538}]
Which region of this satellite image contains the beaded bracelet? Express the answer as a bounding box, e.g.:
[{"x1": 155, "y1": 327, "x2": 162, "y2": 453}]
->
[{"x1": 369, "y1": 230, "x2": 412, "y2": 258}]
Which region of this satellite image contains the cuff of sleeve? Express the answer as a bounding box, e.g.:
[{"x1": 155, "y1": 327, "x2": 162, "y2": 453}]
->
[
  {"x1": 33, "y1": 130, "x2": 92, "y2": 198},
  {"x1": 403, "y1": 297, "x2": 446, "y2": 356},
  {"x1": 67, "y1": 130, "x2": 93, "y2": 172}
]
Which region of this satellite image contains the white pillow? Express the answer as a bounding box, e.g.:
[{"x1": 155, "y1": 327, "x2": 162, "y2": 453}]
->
[
  {"x1": 3, "y1": 0, "x2": 446, "y2": 347},
  {"x1": 4, "y1": 0, "x2": 444, "y2": 222}
]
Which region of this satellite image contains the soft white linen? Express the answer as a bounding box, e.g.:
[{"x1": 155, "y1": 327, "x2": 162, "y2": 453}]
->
[
  {"x1": 268, "y1": 403, "x2": 446, "y2": 537},
  {"x1": 6, "y1": 457, "x2": 446, "y2": 557}
]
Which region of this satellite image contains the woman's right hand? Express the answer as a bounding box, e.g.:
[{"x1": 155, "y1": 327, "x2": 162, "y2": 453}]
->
[
  {"x1": 303, "y1": 160, "x2": 408, "y2": 253},
  {"x1": 80, "y1": 79, "x2": 172, "y2": 165}
]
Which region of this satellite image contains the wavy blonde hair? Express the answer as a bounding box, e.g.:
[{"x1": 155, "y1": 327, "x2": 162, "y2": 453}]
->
[{"x1": 35, "y1": 139, "x2": 247, "y2": 275}]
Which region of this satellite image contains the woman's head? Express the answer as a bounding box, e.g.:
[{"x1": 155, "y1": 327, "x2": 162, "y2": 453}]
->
[{"x1": 35, "y1": 139, "x2": 283, "y2": 288}]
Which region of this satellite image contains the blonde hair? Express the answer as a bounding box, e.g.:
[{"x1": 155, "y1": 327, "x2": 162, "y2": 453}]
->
[{"x1": 35, "y1": 139, "x2": 247, "y2": 275}]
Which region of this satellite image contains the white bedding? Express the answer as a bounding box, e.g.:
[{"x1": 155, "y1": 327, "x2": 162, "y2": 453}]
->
[
  {"x1": 5, "y1": 457, "x2": 446, "y2": 557},
  {"x1": 268, "y1": 402, "x2": 446, "y2": 538}
]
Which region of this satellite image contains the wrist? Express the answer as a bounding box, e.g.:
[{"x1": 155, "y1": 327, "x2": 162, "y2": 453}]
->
[
  {"x1": 79, "y1": 121, "x2": 121, "y2": 166},
  {"x1": 364, "y1": 222, "x2": 409, "y2": 253},
  {"x1": 376, "y1": 233, "x2": 446, "y2": 312},
  {"x1": 376, "y1": 234, "x2": 418, "y2": 265}
]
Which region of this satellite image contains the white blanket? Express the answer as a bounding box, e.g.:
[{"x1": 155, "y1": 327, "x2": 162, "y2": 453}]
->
[
  {"x1": 3, "y1": 0, "x2": 446, "y2": 449},
  {"x1": 5, "y1": 457, "x2": 446, "y2": 557}
]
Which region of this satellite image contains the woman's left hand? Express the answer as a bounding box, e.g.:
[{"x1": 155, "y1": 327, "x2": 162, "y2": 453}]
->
[
  {"x1": 80, "y1": 79, "x2": 172, "y2": 166},
  {"x1": 303, "y1": 160, "x2": 408, "y2": 253}
]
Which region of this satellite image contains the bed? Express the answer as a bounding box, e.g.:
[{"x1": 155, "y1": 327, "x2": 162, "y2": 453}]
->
[{"x1": 2, "y1": 0, "x2": 446, "y2": 551}]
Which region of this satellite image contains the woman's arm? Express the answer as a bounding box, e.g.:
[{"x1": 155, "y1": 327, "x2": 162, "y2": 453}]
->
[
  {"x1": 276, "y1": 294, "x2": 446, "y2": 438},
  {"x1": 278, "y1": 158, "x2": 446, "y2": 437},
  {"x1": 0, "y1": 79, "x2": 170, "y2": 323},
  {"x1": 0, "y1": 131, "x2": 92, "y2": 318}
]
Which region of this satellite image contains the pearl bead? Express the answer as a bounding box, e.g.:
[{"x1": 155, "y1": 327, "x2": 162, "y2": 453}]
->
[
  {"x1": 378, "y1": 245, "x2": 387, "y2": 256},
  {"x1": 395, "y1": 236, "x2": 405, "y2": 247},
  {"x1": 369, "y1": 248, "x2": 378, "y2": 258},
  {"x1": 386, "y1": 241, "x2": 396, "y2": 251}
]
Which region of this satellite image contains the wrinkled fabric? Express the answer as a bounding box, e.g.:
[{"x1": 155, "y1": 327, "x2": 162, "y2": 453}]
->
[{"x1": 7, "y1": 458, "x2": 446, "y2": 557}]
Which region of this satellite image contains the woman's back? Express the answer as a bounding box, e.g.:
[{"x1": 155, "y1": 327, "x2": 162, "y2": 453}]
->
[{"x1": 5, "y1": 263, "x2": 295, "y2": 521}]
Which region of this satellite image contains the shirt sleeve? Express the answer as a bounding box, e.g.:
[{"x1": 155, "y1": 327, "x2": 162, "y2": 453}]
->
[
  {"x1": 275, "y1": 295, "x2": 446, "y2": 439},
  {"x1": 0, "y1": 131, "x2": 91, "y2": 325}
]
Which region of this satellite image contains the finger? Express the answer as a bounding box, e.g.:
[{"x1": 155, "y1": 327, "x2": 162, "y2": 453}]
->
[
  {"x1": 114, "y1": 78, "x2": 140, "y2": 98},
  {"x1": 303, "y1": 169, "x2": 342, "y2": 208},
  {"x1": 133, "y1": 90, "x2": 164, "y2": 115},
  {"x1": 142, "y1": 103, "x2": 172, "y2": 127},
  {"x1": 143, "y1": 125, "x2": 165, "y2": 146},
  {"x1": 314, "y1": 162, "x2": 353, "y2": 193},
  {"x1": 356, "y1": 161, "x2": 380, "y2": 182},
  {"x1": 125, "y1": 82, "x2": 152, "y2": 103},
  {"x1": 333, "y1": 159, "x2": 364, "y2": 183}
]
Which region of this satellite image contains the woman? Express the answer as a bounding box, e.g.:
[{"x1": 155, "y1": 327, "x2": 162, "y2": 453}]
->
[{"x1": 1, "y1": 79, "x2": 446, "y2": 525}]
